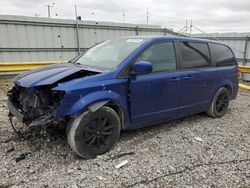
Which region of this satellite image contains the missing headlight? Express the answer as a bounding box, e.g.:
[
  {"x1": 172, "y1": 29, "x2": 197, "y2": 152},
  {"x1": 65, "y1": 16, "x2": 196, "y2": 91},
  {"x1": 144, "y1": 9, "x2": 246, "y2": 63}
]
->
[{"x1": 8, "y1": 85, "x2": 66, "y2": 137}]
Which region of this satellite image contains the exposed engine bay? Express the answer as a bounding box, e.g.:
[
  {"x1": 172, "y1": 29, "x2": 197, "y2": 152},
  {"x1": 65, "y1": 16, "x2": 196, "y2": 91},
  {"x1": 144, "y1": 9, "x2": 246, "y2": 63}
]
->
[
  {"x1": 7, "y1": 68, "x2": 100, "y2": 138},
  {"x1": 8, "y1": 85, "x2": 65, "y2": 137}
]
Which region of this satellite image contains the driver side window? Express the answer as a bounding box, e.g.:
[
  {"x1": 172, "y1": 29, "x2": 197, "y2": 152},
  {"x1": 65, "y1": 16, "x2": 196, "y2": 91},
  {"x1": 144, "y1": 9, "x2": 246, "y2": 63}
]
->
[{"x1": 137, "y1": 42, "x2": 176, "y2": 72}]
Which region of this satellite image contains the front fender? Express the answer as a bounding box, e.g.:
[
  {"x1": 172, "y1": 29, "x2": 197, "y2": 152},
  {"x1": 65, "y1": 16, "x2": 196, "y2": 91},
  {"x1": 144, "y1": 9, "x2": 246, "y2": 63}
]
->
[{"x1": 57, "y1": 90, "x2": 123, "y2": 117}]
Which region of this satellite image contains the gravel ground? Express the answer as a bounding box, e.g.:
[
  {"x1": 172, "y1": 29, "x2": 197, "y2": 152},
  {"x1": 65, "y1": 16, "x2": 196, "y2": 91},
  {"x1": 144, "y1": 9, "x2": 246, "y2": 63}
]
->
[{"x1": 0, "y1": 84, "x2": 249, "y2": 187}]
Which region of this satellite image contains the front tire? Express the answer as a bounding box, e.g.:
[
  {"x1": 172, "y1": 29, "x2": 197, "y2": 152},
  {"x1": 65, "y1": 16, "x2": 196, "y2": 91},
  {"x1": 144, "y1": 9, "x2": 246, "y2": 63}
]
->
[
  {"x1": 67, "y1": 106, "x2": 121, "y2": 158},
  {"x1": 206, "y1": 87, "x2": 230, "y2": 118}
]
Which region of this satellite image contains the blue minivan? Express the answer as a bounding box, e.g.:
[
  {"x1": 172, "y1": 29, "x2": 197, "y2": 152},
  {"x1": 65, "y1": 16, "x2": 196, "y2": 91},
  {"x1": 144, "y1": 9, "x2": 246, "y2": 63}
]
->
[{"x1": 8, "y1": 36, "x2": 239, "y2": 158}]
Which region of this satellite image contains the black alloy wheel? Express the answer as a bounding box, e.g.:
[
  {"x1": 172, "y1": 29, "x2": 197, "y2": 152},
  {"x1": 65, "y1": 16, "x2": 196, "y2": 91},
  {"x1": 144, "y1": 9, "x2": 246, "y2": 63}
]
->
[
  {"x1": 84, "y1": 116, "x2": 114, "y2": 149},
  {"x1": 206, "y1": 87, "x2": 230, "y2": 118},
  {"x1": 214, "y1": 92, "x2": 229, "y2": 115},
  {"x1": 67, "y1": 106, "x2": 121, "y2": 158}
]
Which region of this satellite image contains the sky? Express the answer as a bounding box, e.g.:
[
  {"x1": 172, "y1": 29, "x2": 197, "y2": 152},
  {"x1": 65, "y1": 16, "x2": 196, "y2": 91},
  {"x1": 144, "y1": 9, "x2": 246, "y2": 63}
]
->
[{"x1": 0, "y1": 0, "x2": 250, "y2": 33}]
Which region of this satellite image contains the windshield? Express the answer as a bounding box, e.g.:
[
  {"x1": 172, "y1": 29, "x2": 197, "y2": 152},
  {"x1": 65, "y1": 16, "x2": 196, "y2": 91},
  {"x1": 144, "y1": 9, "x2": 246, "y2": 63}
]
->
[{"x1": 75, "y1": 38, "x2": 147, "y2": 70}]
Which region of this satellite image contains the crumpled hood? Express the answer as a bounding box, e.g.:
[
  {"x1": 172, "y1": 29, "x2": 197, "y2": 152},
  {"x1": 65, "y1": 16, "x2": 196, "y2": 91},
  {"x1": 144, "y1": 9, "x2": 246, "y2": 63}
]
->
[{"x1": 14, "y1": 63, "x2": 102, "y2": 88}]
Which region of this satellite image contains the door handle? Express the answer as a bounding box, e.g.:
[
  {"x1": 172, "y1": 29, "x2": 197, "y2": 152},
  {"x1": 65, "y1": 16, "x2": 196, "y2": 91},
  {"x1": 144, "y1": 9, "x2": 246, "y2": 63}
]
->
[
  {"x1": 184, "y1": 75, "x2": 193, "y2": 80},
  {"x1": 169, "y1": 77, "x2": 180, "y2": 82}
]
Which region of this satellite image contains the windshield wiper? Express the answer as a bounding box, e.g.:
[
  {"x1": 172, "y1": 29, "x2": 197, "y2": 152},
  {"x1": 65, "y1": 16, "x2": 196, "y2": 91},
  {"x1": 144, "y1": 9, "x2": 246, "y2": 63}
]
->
[
  {"x1": 75, "y1": 64, "x2": 106, "y2": 72},
  {"x1": 67, "y1": 53, "x2": 84, "y2": 64}
]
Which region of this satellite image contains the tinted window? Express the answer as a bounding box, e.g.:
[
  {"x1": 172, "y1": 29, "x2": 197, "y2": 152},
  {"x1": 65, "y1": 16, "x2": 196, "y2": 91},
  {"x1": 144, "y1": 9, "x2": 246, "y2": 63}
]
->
[
  {"x1": 180, "y1": 42, "x2": 211, "y2": 69},
  {"x1": 209, "y1": 43, "x2": 235, "y2": 66},
  {"x1": 137, "y1": 42, "x2": 176, "y2": 72}
]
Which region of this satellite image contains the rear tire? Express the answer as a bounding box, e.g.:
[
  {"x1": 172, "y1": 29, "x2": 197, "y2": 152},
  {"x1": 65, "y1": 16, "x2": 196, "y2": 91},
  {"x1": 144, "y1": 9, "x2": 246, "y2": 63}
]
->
[
  {"x1": 206, "y1": 87, "x2": 230, "y2": 118},
  {"x1": 67, "y1": 106, "x2": 121, "y2": 158}
]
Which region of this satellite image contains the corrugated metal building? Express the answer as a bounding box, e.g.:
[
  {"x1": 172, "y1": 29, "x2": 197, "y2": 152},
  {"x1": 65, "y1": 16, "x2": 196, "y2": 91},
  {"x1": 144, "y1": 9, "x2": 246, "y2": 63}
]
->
[
  {"x1": 0, "y1": 15, "x2": 249, "y2": 80},
  {"x1": 0, "y1": 15, "x2": 175, "y2": 62}
]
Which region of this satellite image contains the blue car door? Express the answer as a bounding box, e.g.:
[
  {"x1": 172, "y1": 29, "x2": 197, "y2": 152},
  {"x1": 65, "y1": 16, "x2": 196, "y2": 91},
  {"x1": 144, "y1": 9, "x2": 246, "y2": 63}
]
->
[
  {"x1": 177, "y1": 41, "x2": 213, "y2": 115},
  {"x1": 129, "y1": 41, "x2": 182, "y2": 128}
]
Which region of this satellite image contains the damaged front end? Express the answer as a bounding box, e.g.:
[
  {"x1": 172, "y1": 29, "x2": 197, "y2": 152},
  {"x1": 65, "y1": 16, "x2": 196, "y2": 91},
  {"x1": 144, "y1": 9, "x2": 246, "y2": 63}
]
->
[
  {"x1": 8, "y1": 85, "x2": 65, "y2": 138},
  {"x1": 7, "y1": 63, "x2": 103, "y2": 138}
]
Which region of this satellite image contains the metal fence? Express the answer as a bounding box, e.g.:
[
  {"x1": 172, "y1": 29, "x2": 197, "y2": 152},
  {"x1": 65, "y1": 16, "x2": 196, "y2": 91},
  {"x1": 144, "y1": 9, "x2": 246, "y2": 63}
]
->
[
  {"x1": 1, "y1": 15, "x2": 250, "y2": 81},
  {"x1": 0, "y1": 15, "x2": 176, "y2": 63}
]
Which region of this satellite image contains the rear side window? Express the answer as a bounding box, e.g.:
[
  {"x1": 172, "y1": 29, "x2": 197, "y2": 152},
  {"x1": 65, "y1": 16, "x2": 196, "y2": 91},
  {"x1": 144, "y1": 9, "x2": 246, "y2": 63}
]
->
[
  {"x1": 180, "y1": 42, "x2": 211, "y2": 69},
  {"x1": 136, "y1": 42, "x2": 176, "y2": 72},
  {"x1": 209, "y1": 43, "x2": 235, "y2": 66}
]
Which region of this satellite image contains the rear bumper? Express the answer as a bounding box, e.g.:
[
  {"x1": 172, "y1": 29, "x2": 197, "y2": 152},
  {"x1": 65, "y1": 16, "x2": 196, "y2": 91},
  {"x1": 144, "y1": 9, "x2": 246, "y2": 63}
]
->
[
  {"x1": 231, "y1": 83, "x2": 239, "y2": 100},
  {"x1": 7, "y1": 99, "x2": 24, "y2": 122}
]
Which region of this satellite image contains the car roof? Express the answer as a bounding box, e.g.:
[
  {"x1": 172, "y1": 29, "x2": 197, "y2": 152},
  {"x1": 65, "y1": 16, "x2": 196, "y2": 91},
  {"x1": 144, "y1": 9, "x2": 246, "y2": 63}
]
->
[{"x1": 121, "y1": 35, "x2": 227, "y2": 46}]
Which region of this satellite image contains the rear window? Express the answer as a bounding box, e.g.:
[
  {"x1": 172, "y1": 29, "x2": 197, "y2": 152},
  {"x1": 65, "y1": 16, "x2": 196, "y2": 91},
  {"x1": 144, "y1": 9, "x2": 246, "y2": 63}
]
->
[
  {"x1": 180, "y1": 42, "x2": 211, "y2": 69},
  {"x1": 209, "y1": 43, "x2": 235, "y2": 66}
]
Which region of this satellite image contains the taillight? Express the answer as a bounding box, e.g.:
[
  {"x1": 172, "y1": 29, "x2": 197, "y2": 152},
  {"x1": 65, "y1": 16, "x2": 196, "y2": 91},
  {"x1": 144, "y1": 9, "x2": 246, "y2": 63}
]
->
[{"x1": 237, "y1": 68, "x2": 241, "y2": 79}]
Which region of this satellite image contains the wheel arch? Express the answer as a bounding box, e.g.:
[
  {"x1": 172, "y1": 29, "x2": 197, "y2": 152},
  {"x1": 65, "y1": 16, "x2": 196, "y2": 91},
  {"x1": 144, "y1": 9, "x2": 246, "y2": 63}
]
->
[
  {"x1": 223, "y1": 84, "x2": 232, "y2": 96},
  {"x1": 87, "y1": 101, "x2": 126, "y2": 130},
  {"x1": 58, "y1": 90, "x2": 128, "y2": 129},
  {"x1": 211, "y1": 80, "x2": 233, "y2": 101},
  {"x1": 104, "y1": 101, "x2": 125, "y2": 130}
]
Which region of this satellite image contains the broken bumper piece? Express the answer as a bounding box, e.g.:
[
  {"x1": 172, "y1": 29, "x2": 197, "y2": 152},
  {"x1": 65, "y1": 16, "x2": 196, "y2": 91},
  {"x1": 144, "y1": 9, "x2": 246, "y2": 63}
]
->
[
  {"x1": 8, "y1": 98, "x2": 63, "y2": 138},
  {"x1": 7, "y1": 84, "x2": 67, "y2": 139},
  {"x1": 8, "y1": 100, "x2": 24, "y2": 122}
]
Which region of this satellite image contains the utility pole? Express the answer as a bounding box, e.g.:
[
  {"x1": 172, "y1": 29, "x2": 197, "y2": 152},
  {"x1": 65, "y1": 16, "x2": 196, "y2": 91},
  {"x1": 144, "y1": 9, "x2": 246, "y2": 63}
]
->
[
  {"x1": 190, "y1": 20, "x2": 193, "y2": 35},
  {"x1": 185, "y1": 20, "x2": 188, "y2": 34},
  {"x1": 75, "y1": 4, "x2": 81, "y2": 55},
  {"x1": 32, "y1": 13, "x2": 40, "y2": 18},
  {"x1": 122, "y1": 8, "x2": 125, "y2": 23},
  {"x1": 146, "y1": 8, "x2": 149, "y2": 24},
  {"x1": 44, "y1": 3, "x2": 54, "y2": 18},
  {"x1": 75, "y1": 4, "x2": 78, "y2": 19}
]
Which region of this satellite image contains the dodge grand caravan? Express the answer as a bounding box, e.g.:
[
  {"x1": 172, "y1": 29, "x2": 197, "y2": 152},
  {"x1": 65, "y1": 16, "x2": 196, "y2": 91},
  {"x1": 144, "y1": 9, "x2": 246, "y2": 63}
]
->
[{"x1": 7, "y1": 36, "x2": 239, "y2": 158}]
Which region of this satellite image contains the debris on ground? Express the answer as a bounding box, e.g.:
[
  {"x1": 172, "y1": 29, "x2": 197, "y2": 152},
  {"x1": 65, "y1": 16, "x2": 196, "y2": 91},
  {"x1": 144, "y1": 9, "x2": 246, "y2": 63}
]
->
[
  {"x1": 6, "y1": 147, "x2": 14, "y2": 153},
  {"x1": 115, "y1": 160, "x2": 129, "y2": 169},
  {"x1": 15, "y1": 152, "x2": 31, "y2": 163},
  {"x1": 97, "y1": 176, "x2": 104, "y2": 181},
  {"x1": 194, "y1": 136, "x2": 204, "y2": 142},
  {"x1": 106, "y1": 151, "x2": 135, "y2": 161}
]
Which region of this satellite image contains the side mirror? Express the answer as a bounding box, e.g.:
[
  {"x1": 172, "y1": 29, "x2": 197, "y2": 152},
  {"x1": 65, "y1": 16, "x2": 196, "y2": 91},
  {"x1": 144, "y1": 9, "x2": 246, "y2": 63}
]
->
[{"x1": 132, "y1": 60, "x2": 153, "y2": 75}]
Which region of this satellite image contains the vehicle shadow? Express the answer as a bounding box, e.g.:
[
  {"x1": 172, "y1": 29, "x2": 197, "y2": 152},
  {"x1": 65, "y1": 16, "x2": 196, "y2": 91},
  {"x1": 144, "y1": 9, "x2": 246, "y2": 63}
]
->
[{"x1": 118, "y1": 112, "x2": 208, "y2": 147}]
